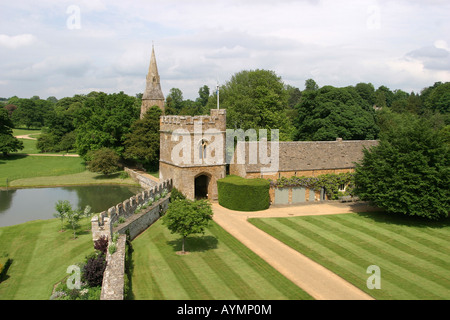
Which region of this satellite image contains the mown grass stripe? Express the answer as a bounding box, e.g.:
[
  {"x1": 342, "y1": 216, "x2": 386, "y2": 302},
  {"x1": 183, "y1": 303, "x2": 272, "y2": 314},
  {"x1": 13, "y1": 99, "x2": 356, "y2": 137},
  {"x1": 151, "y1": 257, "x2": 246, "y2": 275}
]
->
[
  {"x1": 142, "y1": 231, "x2": 189, "y2": 299},
  {"x1": 249, "y1": 218, "x2": 391, "y2": 298},
  {"x1": 356, "y1": 212, "x2": 450, "y2": 242},
  {"x1": 338, "y1": 215, "x2": 450, "y2": 264},
  {"x1": 208, "y1": 221, "x2": 312, "y2": 300},
  {"x1": 259, "y1": 217, "x2": 424, "y2": 300},
  {"x1": 154, "y1": 232, "x2": 213, "y2": 300},
  {"x1": 184, "y1": 251, "x2": 239, "y2": 300},
  {"x1": 200, "y1": 250, "x2": 260, "y2": 299},
  {"x1": 331, "y1": 215, "x2": 450, "y2": 274},
  {"x1": 131, "y1": 233, "x2": 166, "y2": 299},
  {"x1": 291, "y1": 217, "x2": 446, "y2": 299}
]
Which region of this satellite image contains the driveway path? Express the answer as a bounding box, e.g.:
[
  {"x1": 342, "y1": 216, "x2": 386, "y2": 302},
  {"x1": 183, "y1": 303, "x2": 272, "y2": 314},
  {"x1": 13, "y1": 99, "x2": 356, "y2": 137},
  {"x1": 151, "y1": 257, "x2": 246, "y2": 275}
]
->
[{"x1": 211, "y1": 201, "x2": 378, "y2": 300}]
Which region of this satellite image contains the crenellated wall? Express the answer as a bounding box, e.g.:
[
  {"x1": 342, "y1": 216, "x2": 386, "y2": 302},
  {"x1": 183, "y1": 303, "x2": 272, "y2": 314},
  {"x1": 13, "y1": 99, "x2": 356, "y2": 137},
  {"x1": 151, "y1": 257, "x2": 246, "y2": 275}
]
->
[{"x1": 91, "y1": 177, "x2": 173, "y2": 300}]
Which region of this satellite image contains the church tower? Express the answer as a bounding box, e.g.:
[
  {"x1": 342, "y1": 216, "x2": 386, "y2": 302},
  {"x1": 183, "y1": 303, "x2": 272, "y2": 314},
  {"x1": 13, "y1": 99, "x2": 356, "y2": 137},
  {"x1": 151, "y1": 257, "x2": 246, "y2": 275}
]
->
[{"x1": 141, "y1": 45, "x2": 165, "y2": 118}]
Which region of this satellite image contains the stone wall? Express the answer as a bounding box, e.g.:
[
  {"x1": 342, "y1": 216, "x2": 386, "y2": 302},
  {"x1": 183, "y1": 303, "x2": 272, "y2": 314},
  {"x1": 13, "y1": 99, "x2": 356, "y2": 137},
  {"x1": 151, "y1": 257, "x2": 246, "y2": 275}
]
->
[
  {"x1": 91, "y1": 178, "x2": 172, "y2": 300},
  {"x1": 124, "y1": 167, "x2": 159, "y2": 189}
]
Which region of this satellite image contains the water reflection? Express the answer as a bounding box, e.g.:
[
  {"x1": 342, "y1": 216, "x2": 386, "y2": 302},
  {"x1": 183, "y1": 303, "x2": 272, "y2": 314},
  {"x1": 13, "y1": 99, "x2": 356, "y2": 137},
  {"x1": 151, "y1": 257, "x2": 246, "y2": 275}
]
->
[{"x1": 0, "y1": 185, "x2": 142, "y2": 227}]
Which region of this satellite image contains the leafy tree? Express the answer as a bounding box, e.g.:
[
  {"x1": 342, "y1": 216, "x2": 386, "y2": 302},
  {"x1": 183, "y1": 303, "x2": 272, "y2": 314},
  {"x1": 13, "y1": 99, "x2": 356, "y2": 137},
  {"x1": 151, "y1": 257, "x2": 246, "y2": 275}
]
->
[
  {"x1": 0, "y1": 109, "x2": 23, "y2": 156},
  {"x1": 166, "y1": 88, "x2": 184, "y2": 112},
  {"x1": 424, "y1": 82, "x2": 450, "y2": 114},
  {"x1": 355, "y1": 83, "x2": 375, "y2": 106},
  {"x1": 75, "y1": 92, "x2": 140, "y2": 158},
  {"x1": 87, "y1": 148, "x2": 121, "y2": 175},
  {"x1": 162, "y1": 199, "x2": 213, "y2": 253},
  {"x1": 208, "y1": 69, "x2": 295, "y2": 141},
  {"x1": 197, "y1": 85, "x2": 210, "y2": 107},
  {"x1": 294, "y1": 85, "x2": 379, "y2": 141},
  {"x1": 305, "y1": 79, "x2": 319, "y2": 91},
  {"x1": 124, "y1": 106, "x2": 162, "y2": 171},
  {"x1": 354, "y1": 113, "x2": 449, "y2": 220}
]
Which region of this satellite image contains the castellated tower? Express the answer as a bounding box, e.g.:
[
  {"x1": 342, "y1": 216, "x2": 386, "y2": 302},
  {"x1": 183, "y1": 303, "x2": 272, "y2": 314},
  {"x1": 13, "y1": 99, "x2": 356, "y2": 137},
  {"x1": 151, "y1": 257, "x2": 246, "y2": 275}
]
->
[
  {"x1": 159, "y1": 109, "x2": 227, "y2": 200},
  {"x1": 141, "y1": 46, "x2": 165, "y2": 118}
]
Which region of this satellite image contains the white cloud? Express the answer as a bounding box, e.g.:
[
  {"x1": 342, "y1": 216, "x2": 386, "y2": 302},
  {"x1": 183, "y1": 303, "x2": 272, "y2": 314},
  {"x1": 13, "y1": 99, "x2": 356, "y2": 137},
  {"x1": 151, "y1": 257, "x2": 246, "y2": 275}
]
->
[
  {"x1": 0, "y1": 34, "x2": 37, "y2": 49},
  {"x1": 0, "y1": 0, "x2": 450, "y2": 99}
]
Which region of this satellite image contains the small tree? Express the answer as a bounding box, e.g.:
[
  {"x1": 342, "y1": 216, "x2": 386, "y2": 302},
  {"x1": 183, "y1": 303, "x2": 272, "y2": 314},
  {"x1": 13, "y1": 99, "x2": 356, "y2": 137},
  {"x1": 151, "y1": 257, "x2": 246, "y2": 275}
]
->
[
  {"x1": 162, "y1": 199, "x2": 213, "y2": 253},
  {"x1": 54, "y1": 200, "x2": 72, "y2": 232},
  {"x1": 87, "y1": 148, "x2": 120, "y2": 175}
]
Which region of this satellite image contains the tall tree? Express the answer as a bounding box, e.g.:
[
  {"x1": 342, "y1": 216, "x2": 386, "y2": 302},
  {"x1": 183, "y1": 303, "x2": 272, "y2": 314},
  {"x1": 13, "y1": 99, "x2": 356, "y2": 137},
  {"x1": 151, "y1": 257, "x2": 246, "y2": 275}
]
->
[
  {"x1": 124, "y1": 106, "x2": 162, "y2": 171},
  {"x1": 0, "y1": 108, "x2": 23, "y2": 156},
  {"x1": 294, "y1": 85, "x2": 379, "y2": 141},
  {"x1": 209, "y1": 69, "x2": 294, "y2": 141},
  {"x1": 355, "y1": 113, "x2": 449, "y2": 220}
]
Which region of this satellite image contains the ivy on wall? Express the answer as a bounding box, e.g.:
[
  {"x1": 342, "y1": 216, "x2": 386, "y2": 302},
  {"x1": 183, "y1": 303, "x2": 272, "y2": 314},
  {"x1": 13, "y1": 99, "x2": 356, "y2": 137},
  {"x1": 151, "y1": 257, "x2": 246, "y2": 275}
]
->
[{"x1": 268, "y1": 172, "x2": 355, "y2": 200}]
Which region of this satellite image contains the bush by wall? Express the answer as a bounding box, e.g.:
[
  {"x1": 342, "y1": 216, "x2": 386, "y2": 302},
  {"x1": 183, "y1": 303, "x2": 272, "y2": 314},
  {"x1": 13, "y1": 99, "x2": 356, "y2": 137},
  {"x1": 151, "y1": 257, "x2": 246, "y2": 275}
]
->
[{"x1": 218, "y1": 175, "x2": 270, "y2": 211}]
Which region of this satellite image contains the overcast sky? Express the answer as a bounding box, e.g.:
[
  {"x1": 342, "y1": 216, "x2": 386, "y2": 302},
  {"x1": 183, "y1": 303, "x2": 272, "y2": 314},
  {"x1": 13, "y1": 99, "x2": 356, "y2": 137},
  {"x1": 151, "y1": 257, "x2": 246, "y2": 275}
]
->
[{"x1": 1, "y1": 0, "x2": 449, "y2": 100}]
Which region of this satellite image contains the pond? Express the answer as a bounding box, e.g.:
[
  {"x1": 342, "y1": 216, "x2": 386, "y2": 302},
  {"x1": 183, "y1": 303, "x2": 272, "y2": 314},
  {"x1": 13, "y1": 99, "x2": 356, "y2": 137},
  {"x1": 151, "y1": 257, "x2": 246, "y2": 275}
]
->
[{"x1": 0, "y1": 185, "x2": 142, "y2": 227}]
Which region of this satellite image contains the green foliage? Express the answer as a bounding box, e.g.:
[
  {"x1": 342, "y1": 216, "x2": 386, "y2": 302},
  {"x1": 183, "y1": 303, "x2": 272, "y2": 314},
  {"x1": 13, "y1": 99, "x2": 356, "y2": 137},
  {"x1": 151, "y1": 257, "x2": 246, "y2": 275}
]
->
[
  {"x1": 54, "y1": 200, "x2": 72, "y2": 232},
  {"x1": 211, "y1": 69, "x2": 295, "y2": 141},
  {"x1": 218, "y1": 175, "x2": 270, "y2": 211},
  {"x1": 294, "y1": 85, "x2": 379, "y2": 141},
  {"x1": 0, "y1": 108, "x2": 23, "y2": 156},
  {"x1": 269, "y1": 172, "x2": 355, "y2": 200},
  {"x1": 169, "y1": 187, "x2": 186, "y2": 202},
  {"x1": 82, "y1": 253, "x2": 107, "y2": 287},
  {"x1": 355, "y1": 113, "x2": 449, "y2": 220},
  {"x1": 75, "y1": 91, "x2": 140, "y2": 158},
  {"x1": 87, "y1": 147, "x2": 120, "y2": 175},
  {"x1": 162, "y1": 199, "x2": 214, "y2": 252},
  {"x1": 123, "y1": 106, "x2": 162, "y2": 170}
]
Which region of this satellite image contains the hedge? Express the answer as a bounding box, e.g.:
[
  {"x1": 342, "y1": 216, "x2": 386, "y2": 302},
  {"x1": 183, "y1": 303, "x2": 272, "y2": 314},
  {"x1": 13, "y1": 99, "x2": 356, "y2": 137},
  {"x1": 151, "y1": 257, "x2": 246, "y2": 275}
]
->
[{"x1": 217, "y1": 175, "x2": 270, "y2": 211}]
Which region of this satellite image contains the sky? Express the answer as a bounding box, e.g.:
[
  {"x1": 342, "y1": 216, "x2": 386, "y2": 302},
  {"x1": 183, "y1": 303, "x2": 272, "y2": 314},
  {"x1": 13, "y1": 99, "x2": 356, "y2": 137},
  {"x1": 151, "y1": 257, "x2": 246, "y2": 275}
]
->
[{"x1": 0, "y1": 0, "x2": 449, "y2": 101}]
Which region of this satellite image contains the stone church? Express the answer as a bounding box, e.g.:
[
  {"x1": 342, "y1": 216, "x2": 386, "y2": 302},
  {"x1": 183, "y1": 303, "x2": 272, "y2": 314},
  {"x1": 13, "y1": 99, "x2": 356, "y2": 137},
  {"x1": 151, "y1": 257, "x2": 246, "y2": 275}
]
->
[{"x1": 141, "y1": 47, "x2": 378, "y2": 202}]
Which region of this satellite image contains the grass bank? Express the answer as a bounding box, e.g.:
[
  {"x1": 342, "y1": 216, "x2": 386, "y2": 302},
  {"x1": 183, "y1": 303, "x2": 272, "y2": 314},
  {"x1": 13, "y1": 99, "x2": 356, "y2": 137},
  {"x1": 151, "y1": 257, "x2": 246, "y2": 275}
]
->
[
  {"x1": 0, "y1": 155, "x2": 139, "y2": 188},
  {"x1": 248, "y1": 212, "x2": 450, "y2": 300},
  {"x1": 130, "y1": 219, "x2": 313, "y2": 300},
  {"x1": 0, "y1": 218, "x2": 93, "y2": 299}
]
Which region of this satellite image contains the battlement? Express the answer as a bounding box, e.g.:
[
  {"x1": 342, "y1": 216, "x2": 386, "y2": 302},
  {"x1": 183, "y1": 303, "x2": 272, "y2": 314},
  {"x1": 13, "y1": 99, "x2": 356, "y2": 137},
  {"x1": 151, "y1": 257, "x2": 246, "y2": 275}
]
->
[{"x1": 160, "y1": 109, "x2": 226, "y2": 132}]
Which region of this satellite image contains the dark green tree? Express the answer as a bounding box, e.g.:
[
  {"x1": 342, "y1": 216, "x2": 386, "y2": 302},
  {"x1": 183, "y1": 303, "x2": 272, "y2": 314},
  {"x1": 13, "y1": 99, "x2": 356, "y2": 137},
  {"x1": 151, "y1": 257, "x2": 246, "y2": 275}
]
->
[
  {"x1": 87, "y1": 148, "x2": 121, "y2": 175},
  {"x1": 75, "y1": 92, "x2": 140, "y2": 158},
  {"x1": 0, "y1": 109, "x2": 23, "y2": 156},
  {"x1": 294, "y1": 86, "x2": 379, "y2": 141},
  {"x1": 354, "y1": 113, "x2": 449, "y2": 220},
  {"x1": 209, "y1": 69, "x2": 294, "y2": 141},
  {"x1": 124, "y1": 106, "x2": 162, "y2": 171}
]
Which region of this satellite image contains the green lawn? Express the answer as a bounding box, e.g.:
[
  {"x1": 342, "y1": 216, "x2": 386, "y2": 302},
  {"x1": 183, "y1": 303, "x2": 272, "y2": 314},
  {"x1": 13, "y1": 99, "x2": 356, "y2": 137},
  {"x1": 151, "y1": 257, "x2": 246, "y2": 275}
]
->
[
  {"x1": 0, "y1": 218, "x2": 93, "y2": 300},
  {"x1": 248, "y1": 212, "x2": 450, "y2": 300},
  {"x1": 130, "y1": 219, "x2": 313, "y2": 300},
  {"x1": 0, "y1": 155, "x2": 86, "y2": 187}
]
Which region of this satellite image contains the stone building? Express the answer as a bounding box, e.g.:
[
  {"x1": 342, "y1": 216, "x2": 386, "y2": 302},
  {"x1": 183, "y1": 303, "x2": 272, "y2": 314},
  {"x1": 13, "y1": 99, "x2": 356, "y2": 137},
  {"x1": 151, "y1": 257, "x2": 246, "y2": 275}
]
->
[
  {"x1": 230, "y1": 138, "x2": 379, "y2": 180},
  {"x1": 159, "y1": 109, "x2": 227, "y2": 200},
  {"x1": 146, "y1": 47, "x2": 378, "y2": 202},
  {"x1": 141, "y1": 46, "x2": 165, "y2": 117}
]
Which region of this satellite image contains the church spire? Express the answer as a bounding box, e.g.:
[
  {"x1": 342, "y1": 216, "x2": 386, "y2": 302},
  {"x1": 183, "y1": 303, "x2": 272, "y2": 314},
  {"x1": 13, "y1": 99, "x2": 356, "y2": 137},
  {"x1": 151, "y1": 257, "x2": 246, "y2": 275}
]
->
[{"x1": 141, "y1": 45, "x2": 165, "y2": 118}]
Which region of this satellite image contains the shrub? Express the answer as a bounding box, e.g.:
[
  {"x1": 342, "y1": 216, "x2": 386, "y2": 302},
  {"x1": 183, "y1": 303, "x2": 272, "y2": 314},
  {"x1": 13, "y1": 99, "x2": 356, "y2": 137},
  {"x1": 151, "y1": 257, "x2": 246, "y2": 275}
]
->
[
  {"x1": 94, "y1": 235, "x2": 109, "y2": 255},
  {"x1": 170, "y1": 187, "x2": 186, "y2": 202},
  {"x1": 82, "y1": 253, "x2": 107, "y2": 287},
  {"x1": 217, "y1": 175, "x2": 270, "y2": 211}
]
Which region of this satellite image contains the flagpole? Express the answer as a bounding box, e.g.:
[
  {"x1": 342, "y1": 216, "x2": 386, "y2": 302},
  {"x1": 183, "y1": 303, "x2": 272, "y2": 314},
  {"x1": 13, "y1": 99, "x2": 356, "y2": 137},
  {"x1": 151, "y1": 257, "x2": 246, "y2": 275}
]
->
[{"x1": 216, "y1": 83, "x2": 220, "y2": 109}]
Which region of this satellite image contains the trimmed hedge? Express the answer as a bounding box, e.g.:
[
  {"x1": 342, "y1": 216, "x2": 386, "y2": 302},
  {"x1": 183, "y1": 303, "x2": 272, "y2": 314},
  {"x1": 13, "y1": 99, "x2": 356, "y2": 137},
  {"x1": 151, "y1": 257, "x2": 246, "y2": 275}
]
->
[{"x1": 217, "y1": 175, "x2": 270, "y2": 211}]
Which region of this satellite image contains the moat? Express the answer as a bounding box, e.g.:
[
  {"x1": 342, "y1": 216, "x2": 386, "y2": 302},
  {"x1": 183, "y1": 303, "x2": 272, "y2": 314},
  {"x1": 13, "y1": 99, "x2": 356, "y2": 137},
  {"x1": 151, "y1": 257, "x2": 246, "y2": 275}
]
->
[{"x1": 0, "y1": 185, "x2": 142, "y2": 227}]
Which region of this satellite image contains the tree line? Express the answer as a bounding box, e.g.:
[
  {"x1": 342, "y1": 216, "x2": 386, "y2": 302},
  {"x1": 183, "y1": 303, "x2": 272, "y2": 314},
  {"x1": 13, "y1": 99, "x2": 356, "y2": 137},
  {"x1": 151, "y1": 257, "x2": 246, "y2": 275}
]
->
[{"x1": 1, "y1": 69, "x2": 449, "y2": 169}]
